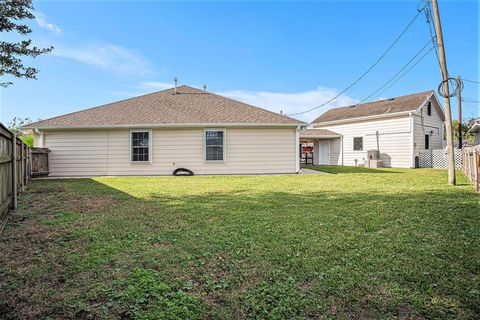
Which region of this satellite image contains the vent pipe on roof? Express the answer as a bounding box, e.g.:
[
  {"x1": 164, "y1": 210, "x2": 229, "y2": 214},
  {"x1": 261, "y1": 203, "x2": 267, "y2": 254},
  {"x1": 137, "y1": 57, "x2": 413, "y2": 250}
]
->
[
  {"x1": 173, "y1": 78, "x2": 178, "y2": 94},
  {"x1": 203, "y1": 85, "x2": 207, "y2": 92}
]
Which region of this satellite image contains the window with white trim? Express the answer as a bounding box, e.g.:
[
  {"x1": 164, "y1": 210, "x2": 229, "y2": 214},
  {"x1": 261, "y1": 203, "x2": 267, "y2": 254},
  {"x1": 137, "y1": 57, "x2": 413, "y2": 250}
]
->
[
  {"x1": 353, "y1": 137, "x2": 363, "y2": 151},
  {"x1": 131, "y1": 131, "x2": 150, "y2": 162},
  {"x1": 205, "y1": 130, "x2": 225, "y2": 161},
  {"x1": 427, "y1": 101, "x2": 432, "y2": 116}
]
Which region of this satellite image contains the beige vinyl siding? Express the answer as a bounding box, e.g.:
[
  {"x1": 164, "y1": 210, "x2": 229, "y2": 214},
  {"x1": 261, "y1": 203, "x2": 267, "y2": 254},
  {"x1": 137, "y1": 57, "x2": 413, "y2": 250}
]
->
[
  {"x1": 42, "y1": 127, "x2": 297, "y2": 176},
  {"x1": 413, "y1": 98, "x2": 444, "y2": 156},
  {"x1": 315, "y1": 115, "x2": 413, "y2": 168},
  {"x1": 45, "y1": 131, "x2": 108, "y2": 176}
]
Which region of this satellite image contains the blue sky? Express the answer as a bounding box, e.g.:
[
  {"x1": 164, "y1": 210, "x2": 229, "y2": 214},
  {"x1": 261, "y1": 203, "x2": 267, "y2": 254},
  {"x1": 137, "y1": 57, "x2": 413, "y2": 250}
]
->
[{"x1": 1, "y1": 0, "x2": 479, "y2": 123}]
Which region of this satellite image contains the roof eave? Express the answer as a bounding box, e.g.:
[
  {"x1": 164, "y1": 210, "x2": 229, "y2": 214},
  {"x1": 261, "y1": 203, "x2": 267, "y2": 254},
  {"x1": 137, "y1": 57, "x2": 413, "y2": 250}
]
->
[
  {"x1": 24, "y1": 122, "x2": 307, "y2": 130},
  {"x1": 312, "y1": 110, "x2": 413, "y2": 127},
  {"x1": 300, "y1": 135, "x2": 341, "y2": 139},
  {"x1": 467, "y1": 122, "x2": 480, "y2": 133}
]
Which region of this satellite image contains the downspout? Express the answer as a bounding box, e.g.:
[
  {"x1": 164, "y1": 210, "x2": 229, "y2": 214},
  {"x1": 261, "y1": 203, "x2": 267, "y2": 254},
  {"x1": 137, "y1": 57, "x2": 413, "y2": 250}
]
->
[
  {"x1": 36, "y1": 129, "x2": 45, "y2": 148},
  {"x1": 295, "y1": 126, "x2": 301, "y2": 173},
  {"x1": 410, "y1": 112, "x2": 415, "y2": 168},
  {"x1": 341, "y1": 135, "x2": 344, "y2": 166}
]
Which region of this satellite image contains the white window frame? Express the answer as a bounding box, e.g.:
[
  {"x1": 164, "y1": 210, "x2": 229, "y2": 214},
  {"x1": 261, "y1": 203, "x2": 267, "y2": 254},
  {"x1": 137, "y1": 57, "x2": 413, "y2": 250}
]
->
[
  {"x1": 130, "y1": 129, "x2": 153, "y2": 164},
  {"x1": 204, "y1": 128, "x2": 226, "y2": 163},
  {"x1": 353, "y1": 136, "x2": 363, "y2": 151}
]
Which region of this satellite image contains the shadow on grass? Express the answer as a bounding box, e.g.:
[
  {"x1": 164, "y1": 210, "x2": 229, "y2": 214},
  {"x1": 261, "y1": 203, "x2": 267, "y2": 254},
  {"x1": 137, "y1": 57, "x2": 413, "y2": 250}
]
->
[
  {"x1": 1, "y1": 176, "x2": 479, "y2": 319},
  {"x1": 307, "y1": 165, "x2": 401, "y2": 174}
]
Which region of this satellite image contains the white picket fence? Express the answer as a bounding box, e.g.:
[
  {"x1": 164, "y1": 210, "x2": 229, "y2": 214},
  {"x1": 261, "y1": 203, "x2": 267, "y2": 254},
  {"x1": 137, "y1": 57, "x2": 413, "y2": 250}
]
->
[{"x1": 418, "y1": 148, "x2": 463, "y2": 169}]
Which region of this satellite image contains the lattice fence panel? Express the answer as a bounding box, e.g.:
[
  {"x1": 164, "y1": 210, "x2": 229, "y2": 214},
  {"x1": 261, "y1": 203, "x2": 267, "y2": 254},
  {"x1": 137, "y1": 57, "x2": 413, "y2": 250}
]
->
[{"x1": 418, "y1": 149, "x2": 462, "y2": 169}]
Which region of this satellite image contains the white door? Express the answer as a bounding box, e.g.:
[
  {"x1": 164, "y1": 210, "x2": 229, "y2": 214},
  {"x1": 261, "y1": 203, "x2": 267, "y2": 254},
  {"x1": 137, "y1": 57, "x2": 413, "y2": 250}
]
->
[{"x1": 319, "y1": 140, "x2": 330, "y2": 165}]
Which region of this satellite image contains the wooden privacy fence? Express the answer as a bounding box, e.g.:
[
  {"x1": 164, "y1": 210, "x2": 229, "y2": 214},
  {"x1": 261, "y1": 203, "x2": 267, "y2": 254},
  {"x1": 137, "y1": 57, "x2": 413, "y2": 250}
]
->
[
  {"x1": 31, "y1": 148, "x2": 50, "y2": 176},
  {"x1": 0, "y1": 123, "x2": 31, "y2": 218},
  {"x1": 462, "y1": 145, "x2": 480, "y2": 192}
]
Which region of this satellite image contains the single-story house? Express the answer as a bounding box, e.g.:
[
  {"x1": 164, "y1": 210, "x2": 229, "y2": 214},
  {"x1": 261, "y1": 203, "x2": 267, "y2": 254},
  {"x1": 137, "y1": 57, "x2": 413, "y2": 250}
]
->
[
  {"x1": 301, "y1": 90, "x2": 445, "y2": 168},
  {"x1": 24, "y1": 85, "x2": 306, "y2": 176},
  {"x1": 467, "y1": 118, "x2": 480, "y2": 144}
]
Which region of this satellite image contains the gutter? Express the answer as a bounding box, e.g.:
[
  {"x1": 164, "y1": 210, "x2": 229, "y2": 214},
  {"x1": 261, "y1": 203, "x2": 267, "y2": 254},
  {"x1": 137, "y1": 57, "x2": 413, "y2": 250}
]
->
[
  {"x1": 23, "y1": 122, "x2": 307, "y2": 130},
  {"x1": 299, "y1": 135, "x2": 341, "y2": 139},
  {"x1": 312, "y1": 110, "x2": 413, "y2": 127}
]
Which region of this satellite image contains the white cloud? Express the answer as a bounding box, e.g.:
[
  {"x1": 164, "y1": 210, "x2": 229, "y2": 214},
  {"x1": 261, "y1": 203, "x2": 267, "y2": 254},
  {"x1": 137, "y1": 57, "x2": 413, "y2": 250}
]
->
[
  {"x1": 35, "y1": 12, "x2": 62, "y2": 34},
  {"x1": 219, "y1": 86, "x2": 358, "y2": 122},
  {"x1": 53, "y1": 42, "x2": 152, "y2": 75}
]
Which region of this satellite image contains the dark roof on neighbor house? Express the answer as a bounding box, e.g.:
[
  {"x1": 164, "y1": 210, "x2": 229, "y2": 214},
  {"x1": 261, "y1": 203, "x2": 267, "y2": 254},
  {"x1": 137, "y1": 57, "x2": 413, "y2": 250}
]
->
[
  {"x1": 25, "y1": 85, "x2": 305, "y2": 129},
  {"x1": 300, "y1": 129, "x2": 340, "y2": 137},
  {"x1": 312, "y1": 90, "x2": 435, "y2": 124}
]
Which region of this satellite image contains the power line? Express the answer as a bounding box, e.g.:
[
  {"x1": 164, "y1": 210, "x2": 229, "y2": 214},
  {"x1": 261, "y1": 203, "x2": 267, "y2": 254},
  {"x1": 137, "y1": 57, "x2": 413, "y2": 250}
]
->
[
  {"x1": 287, "y1": 2, "x2": 430, "y2": 116},
  {"x1": 423, "y1": 2, "x2": 443, "y2": 76},
  {"x1": 462, "y1": 78, "x2": 480, "y2": 84},
  {"x1": 356, "y1": 38, "x2": 433, "y2": 105},
  {"x1": 372, "y1": 46, "x2": 435, "y2": 100},
  {"x1": 462, "y1": 97, "x2": 480, "y2": 103}
]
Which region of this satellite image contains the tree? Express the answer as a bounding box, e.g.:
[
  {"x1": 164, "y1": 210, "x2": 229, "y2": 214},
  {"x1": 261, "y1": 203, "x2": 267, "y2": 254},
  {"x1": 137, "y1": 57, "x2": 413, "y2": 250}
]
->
[
  {"x1": 452, "y1": 118, "x2": 477, "y2": 145},
  {"x1": 7, "y1": 116, "x2": 32, "y2": 134},
  {"x1": 0, "y1": 0, "x2": 53, "y2": 87},
  {"x1": 7, "y1": 117, "x2": 34, "y2": 146}
]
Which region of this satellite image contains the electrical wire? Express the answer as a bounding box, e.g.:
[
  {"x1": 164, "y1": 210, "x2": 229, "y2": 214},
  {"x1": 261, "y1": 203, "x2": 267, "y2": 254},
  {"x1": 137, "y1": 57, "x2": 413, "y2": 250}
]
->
[
  {"x1": 371, "y1": 46, "x2": 435, "y2": 100},
  {"x1": 423, "y1": 2, "x2": 444, "y2": 77},
  {"x1": 462, "y1": 97, "x2": 480, "y2": 103},
  {"x1": 287, "y1": 2, "x2": 430, "y2": 116},
  {"x1": 437, "y1": 77, "x2": 463, "y2": 98},
  {"x1": 355, "y1": 38, "x2": 434, "y2": 105},
  {"x1": 462, "y1": 78, "x2": 480, "y2": 84}
]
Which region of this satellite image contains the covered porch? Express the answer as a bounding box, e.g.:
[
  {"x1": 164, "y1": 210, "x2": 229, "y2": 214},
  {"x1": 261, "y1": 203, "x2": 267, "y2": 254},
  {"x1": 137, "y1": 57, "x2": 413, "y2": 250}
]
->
[{"x1": 300, "y1": 129, "x2": 342, "y2": 166}]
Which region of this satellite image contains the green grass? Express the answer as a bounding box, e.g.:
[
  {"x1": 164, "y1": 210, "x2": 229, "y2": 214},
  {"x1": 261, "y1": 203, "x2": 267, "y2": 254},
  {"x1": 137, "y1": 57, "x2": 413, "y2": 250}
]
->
[
  {"x1": 1, "y1": 169, "x2": 479, "y2": 319},
  {"x1": 308, "y1": 165, "x2": 401, "y2": 174}
]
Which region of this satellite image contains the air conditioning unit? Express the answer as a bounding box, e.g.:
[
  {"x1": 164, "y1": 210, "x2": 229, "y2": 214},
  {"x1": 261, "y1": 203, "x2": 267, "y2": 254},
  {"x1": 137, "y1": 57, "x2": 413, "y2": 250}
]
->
[{"x1": 367, "y1": 149, "x2": 380, "y2": 160}]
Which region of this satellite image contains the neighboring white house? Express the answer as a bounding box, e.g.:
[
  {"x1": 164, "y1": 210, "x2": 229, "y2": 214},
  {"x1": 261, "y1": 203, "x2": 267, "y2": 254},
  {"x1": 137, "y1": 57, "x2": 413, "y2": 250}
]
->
[
  {"x1": 24, "y1": 85, "x2": 306, "y2": 176},
  {"x1": 301, "y1": 90, "x2": 445, "y2": 168},
  {"x1": 467, "y1": 118, "x2": 480, "y2": 144}
]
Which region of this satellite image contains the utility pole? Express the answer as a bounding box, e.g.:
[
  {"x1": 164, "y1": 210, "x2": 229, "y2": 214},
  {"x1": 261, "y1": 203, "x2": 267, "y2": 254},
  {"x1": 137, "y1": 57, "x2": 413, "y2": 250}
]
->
[
  {"x1": 431, "y1": 0, "x2": 456, "y2": 185},
  {"x1": 457, "y1": 76, "x2": 462, "y2": 148}
]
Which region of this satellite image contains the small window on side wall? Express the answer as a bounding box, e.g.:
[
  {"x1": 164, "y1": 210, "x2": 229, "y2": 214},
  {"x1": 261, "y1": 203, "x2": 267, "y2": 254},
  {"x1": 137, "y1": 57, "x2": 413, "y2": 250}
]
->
[
  {"x1": 353, "y1": 137, "x2": 363, "y2": 151},
  {"x1": 205, "y1": 130, "x2": 225, "y2": 161},
  {"x1": 131, "y1": 131, "x2": 150, "y2": 162},
  {"x1": 425, "y1": 134, "x2": 430, "y2": 150},
  {"x1": 427, "y1": 101, "x2": 432, "y2": 116}
]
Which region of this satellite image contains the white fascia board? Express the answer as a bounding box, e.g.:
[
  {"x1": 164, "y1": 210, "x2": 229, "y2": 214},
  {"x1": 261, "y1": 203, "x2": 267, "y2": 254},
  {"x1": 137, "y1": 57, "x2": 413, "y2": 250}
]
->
[
  {"x1": 23, "y1": 122, "x2": 307, "y2": 130},
  {"x1": 312, "y1": 111, "x2": 412, "y2": 127},
  {"x1": 300, "y1": 135, "x2": 341, "y2": 139}
]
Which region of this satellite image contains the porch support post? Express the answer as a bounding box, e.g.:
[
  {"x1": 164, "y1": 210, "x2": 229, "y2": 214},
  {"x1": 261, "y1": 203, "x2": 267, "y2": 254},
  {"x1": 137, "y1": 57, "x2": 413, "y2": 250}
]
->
[
  {"x1": 295, "y1": 126, "x2": 301, "y2": 173},
  {"x1": 313, "y1": 139, "x2": 320, "y2": 165}
]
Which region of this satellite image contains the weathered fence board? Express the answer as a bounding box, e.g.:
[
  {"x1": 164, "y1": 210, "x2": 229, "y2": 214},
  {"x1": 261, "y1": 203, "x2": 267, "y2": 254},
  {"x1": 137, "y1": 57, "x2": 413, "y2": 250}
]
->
[
  {"x1": 462, "y1": 145, "x2": 480, "y2": 192},
  {"x1": 31, "y1": 148, "x2": 50, "y2": 176},
  {"x1": 0, "y1": 123, "x2": 31, "y2": 218}
]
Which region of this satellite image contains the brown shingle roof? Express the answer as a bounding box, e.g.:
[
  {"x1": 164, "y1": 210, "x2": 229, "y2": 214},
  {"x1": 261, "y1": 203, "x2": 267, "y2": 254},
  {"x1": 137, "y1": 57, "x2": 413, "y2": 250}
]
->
[
  {"x1": 312, "y1": 90, "x2": 435, "y2": 124},
  {"x1": 300, "y1": 129, "x2": 340, "y2": 137},
  {"x1": 26, "y1": 85, "x2": 305, "y2": 128}
]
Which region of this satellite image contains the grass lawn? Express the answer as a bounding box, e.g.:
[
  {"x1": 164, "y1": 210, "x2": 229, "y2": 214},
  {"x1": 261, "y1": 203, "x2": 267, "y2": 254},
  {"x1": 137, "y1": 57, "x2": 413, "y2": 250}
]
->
[{"x1": 1, "y1": 168, "x2": 479, "y2": 319}]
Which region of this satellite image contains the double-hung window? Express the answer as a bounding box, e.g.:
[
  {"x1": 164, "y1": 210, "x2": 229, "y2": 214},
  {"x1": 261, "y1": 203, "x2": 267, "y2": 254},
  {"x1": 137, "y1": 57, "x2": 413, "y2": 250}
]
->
[
  {"x1": 131, "y1": 131, "x2": 151, "y2": 162},
  {"x1": 205, "y1": 129, "x2": 225, "y2": 161},
  {"x1": 353, "y1": 137, "x2": 363, "y2": 151}
]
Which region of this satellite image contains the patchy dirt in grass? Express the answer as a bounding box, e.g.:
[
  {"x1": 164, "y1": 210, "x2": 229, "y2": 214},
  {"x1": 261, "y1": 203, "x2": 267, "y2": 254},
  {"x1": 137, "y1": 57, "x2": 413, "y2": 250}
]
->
[
  {"x1": 68, "y1": 196, "x2": 118, "y2": 212},
  {"x1": 0, "y1": 184, "x2": 123, "y2": 320}
]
